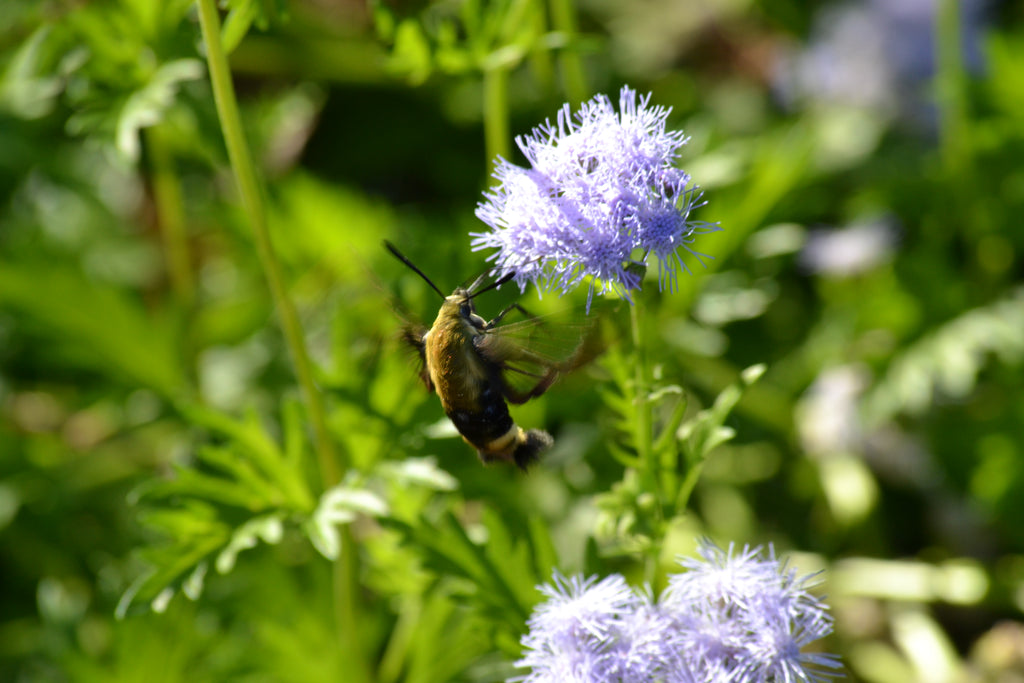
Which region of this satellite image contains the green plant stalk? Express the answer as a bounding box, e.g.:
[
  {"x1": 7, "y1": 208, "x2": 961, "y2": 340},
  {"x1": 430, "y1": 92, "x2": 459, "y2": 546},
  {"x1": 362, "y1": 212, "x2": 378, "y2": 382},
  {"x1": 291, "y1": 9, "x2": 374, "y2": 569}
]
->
[
  {"x1": 147, "y1": 125, "x2": 194, "y2": 310},
  {"x1": 934, "y1": 0, "x2": 970, "y2": 179},
  {"x1": 527, "y1": 2, "x2": 556, "y2": 91},
  {"x1": 674, "y1": 459, "x2": 704, "y2": 516},
  {"x1": 548, "y1": 0, "x2": 587, "y2": 105},
  {"x1": 630, "y1": 304, "x2": 653, "y2": 470},
  {"x1": 934, "y1": 0, "x2": 993, "y2": 241},
  {"x1": 196, "y1": 0, "x2": 342, "y2": 487},
  {"x1": 147, "y1": 124, "x2": 200, "y2": 392},
  {"x1": 630, "y1": 303, "x2": 662, "y2": 582},
  {"x1": 483, "y1": 65, "x2": 510, "y2": 176},
  {"x1": 334, "y1": 530, "x2": 370, "y2": 683},
  {"x1": 195, "y1": 0, "x2": 360, "y2": 660},
  {"x1": 376, "y1": 595, "x2": 420, "y2": 683}
]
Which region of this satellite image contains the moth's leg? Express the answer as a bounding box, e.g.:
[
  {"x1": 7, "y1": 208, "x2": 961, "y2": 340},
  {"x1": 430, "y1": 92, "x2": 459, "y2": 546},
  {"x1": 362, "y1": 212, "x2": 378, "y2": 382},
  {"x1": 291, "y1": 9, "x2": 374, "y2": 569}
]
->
[
  {"x1": 485, "y1": 302, "x2": 534, "y2": 329},
  {"x1": 501, "y1": 369, "x2": 559, "y2": 404}
]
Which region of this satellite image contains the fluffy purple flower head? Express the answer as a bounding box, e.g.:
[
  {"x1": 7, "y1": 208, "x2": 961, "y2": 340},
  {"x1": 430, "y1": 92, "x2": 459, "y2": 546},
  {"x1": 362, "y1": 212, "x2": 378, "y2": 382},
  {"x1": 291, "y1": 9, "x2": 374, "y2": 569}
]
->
[
  {"x1": 662, "y1": 541, "x2": 843, "y2": 683},
  {"x1": 512, "y1": 541, "x2": 841, "y2": 683},
  {"x1": 516, "y1": 573, "x2": 639, "y2": 683},
  {"x1": 515, "y1": 575, "x2": 689, "y2": 683},
  {"x1": 472, "y1": 86, "x2": 719, "y2": 309}
]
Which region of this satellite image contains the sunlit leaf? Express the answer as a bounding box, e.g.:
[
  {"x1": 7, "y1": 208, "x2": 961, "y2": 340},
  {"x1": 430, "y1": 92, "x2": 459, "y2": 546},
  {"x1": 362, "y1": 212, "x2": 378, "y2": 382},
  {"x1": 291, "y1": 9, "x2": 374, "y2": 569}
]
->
[
  {"x1": 390, "y1": 20, "x2": 432, "y2": 85},
  {"x1": 379, "y1": 457, "x2": 459, "y2": 492},
  {"x1": 215, "y1": 514, "x2": 284, "y2": 573},
  {"x1": 221, "y1": 0, "x2": 259, "y2": 55},
  {"x1": 116, "y1": 58, "x2": 203, "y2": 161}
]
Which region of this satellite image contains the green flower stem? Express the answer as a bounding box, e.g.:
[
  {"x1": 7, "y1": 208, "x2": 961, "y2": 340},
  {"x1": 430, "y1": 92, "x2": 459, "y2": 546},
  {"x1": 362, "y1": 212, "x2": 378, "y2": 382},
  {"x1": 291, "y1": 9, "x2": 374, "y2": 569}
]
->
[
  {"x1": 334, "y1": 534, "x2": 369, "y2": 683},
  {"x1": 934, "y1": 0, "x2": 993, "y2": 241},
  {"x1": 196, "y1": 0, "x2": 360, "y2": 664},
  {"x1": 629, "y1": 304, "x2": 654, "y2": 474},
  {"x1": 483, "y1": 65, "x2": 510, "y2": 176},
  {"x1": 630, "y1": 303, "x2": 662, "y2": 582},
  {"x1": 934, "y1": 0, "x2": 970, "y2": 179},
  {"x1": 196, "y1": 0, "x2": 343, "y2": 487},
  {"x1": 147, "y1": 125, "x2": 194, "y2": 310},
  {"x1": 549, "y1": 0, "x2": 588, "y2": 105},
  {"x1": 147, "y1": 124, "x2": 199, "y2": 392}
]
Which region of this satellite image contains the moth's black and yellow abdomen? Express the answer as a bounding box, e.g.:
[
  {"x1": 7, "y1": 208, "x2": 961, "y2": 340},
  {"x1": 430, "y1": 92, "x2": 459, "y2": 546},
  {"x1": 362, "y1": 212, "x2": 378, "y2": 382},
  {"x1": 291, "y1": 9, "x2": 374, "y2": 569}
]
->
[
  {"x1": 513, "y1": 429, "x2": 554, "y2": 469},
  {"x1": 445, "y1": 381, "x2": 553, "y2": 469}
]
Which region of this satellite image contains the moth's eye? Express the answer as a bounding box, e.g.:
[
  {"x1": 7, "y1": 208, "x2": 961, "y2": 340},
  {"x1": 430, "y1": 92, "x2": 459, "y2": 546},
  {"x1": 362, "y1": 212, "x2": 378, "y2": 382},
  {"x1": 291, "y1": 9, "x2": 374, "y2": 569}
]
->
[{"x1": 459, "y1": 304, "x2": 472, "y2": 318}]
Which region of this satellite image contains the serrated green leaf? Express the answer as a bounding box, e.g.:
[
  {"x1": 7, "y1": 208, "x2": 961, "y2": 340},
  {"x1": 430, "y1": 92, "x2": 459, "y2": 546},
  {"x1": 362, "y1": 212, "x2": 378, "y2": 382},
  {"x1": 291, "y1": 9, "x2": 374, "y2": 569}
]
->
[
  {"x1": 705, "y1": 425, "x2": 736, "y2": 454},
  {"x1": 142, "y1": 464, "x2": 269, "y2": 510},
  {"x1": 151, "y1": 587, "x2": 174, "y2": 614},
  {"x1": 194, "y1": 445, "x2": 284, "y2": 507},
  {"x1": 176, "y1": 403, "x2": 313, "y2": 510},
  {"x1": 741, "y1": 363, "x2": 767, "y2": 385},
  {"x1": 136, "y1": 502, "x2": 224, "y2": 538},
  {"x1": 116, "y1": 59, "x2": 203, "y2": 160},
  {"x1": 607, "y1": 440, "x2": 639, "y2": 469},
  {"x1": 1, "y1": 26, "x2": 64, "y2": 118},
  {"x1": 527, "y1": 515, "x2": 558, "y2": 583},
  {"x1": 670, "y1": 367, "x2": 764, "y2": 512},
  {"x1": 382, "y1": 513, "x2": 530, "y2": 622},
  {"x1": 319, "y1": 485, "x2": 389, "y2": 521},
  {"x1": 215, "y1": 514, "x2": 284, "y2": 573},
  {"x1": 863, "y1": 287, "x2": 1024, "y2": 425},
  {"x1": 370, "y1": 0, "x2": 396, "y2": 42},
  {"x1": 182, "y1": 562, "x2": 208, "y2": 601},
  {"x1": 442, "y1": 511, "x2": 532, "y2": 620},
  {"x1": 304, "y1": 515, "x2": 341, "y2": 560},
  {"x1": 652, "y1": 389, "x2": 689, "y2": 456},
  {"x1": 479, "y1": 507, "x2": 537, "y2": 610},
  {"x1": 221, "y1": 0, "x2": 257, "y2": 54},
  {"x1": 122, "y1": 532, "x2": 228, "y2": 614},
  {"x1": 380, "y1": 457, "x2": 459, "y2": 492},
  {"x1": 390, "y1": 19, "x2": 432, "y2": 85}
]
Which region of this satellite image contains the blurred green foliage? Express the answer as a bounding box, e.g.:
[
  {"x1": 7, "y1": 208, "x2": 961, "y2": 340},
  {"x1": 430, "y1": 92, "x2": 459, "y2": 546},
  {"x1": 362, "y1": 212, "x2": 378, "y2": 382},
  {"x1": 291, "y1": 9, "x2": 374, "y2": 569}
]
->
[{"x1": 3, "y1": 0, "x2": 1024, "y2": 681}]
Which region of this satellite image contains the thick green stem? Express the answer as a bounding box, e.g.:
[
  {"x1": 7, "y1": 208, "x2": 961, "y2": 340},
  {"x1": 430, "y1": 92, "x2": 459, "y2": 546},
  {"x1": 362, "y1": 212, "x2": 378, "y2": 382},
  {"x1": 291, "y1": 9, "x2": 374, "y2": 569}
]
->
[
  {"x1": 935, "y1": 0, "x2": 989, "y2": 230},
  {"x1": 548, "y1": 0, "x2": 587, "y2": 105},
  {"x1": 630, "y1": 303, "x2": 661, "y2": 582},
  {"x1": 147, "y1": 125, "x2": 199, "y2": 391},
  {"x1": 630, "y1": 304, "x2": 652, "y2": 469},
  {"x1": 483, "y1": 66, "x2": 510, "y2": 176},
  {"x1": 195, "y1": 0, "x2": 358, "y2": 661},
  {"x1": 196, "y1": 0, "x2": 343, "y2": 486},
  {"x1": 148, "y1": 126, "x2": 194, "y2": 310},
  {"x1": 934, "y1": 0, "x2": 970, "y2": 179},
  {"x1": 334, "y1": 526, "x2": 368, "y2": 682}
]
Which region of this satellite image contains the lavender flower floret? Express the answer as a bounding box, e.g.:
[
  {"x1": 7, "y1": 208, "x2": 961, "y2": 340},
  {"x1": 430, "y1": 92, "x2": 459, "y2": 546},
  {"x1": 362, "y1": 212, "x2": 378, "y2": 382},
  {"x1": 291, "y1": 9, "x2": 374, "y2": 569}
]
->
[
  {"x1": 473, "y1": 86, "x2": 719, "y2": 308},
  {"x1": 512, "y1": 540, "x2": 842, "y2": 683}
]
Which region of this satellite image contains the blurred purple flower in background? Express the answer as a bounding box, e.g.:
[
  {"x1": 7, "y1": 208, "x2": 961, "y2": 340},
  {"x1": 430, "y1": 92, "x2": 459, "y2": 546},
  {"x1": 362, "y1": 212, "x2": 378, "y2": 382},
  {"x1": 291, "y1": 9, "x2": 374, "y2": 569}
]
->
[
  {"x1": 472, "y1": 87, "x2": 719, "y2": 309},
  {"x1": 775, "y1": 0, "x2": 990, "y2": 121},
  {"x1": 799, "y1": 217, "x2": 897, "y2": 276},
  {"x1": 513, "y1": 541, "x2": 841, "y2": 683}
]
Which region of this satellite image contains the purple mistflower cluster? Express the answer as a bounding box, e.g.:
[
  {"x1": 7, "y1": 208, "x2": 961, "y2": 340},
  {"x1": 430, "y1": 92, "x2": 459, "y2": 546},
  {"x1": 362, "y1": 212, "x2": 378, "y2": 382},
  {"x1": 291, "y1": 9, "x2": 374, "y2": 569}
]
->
[
  {"x1": 513, "y1": 541, "x2": 842, "y2": 683},
  {"x1": 472, "y1": 86, "x2": 719, "y2": 309}
]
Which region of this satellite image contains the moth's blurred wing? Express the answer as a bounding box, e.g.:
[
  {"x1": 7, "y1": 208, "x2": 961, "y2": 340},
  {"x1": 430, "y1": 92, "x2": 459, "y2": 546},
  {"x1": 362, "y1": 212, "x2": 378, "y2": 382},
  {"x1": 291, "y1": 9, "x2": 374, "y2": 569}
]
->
[
  {"x1": 400, "y1": 323, "x2": 433, "y2": 392},
  {"x1": 474, "y1": 311, "x2": 603, "y2": 404}
]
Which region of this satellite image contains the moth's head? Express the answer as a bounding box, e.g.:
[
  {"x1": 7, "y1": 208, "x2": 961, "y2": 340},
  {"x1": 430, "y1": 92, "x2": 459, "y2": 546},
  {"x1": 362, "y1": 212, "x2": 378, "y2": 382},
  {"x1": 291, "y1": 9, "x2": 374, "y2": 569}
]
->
[
  {"x1": 433, "y1": 292, "x2": 482, "y2": 332},
  {"x1": 445, "y1": 290, "x2": 487, "y2": 330}
]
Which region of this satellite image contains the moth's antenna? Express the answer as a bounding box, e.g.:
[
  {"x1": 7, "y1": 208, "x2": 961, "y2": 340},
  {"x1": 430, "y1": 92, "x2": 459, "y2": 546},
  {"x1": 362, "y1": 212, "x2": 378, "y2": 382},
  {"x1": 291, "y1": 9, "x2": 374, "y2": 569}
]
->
[
  {"x1": 468, "y1": 270, "x2": 516, "y2": 299},
  {"x1": 384, "y1": 241, "x2": 446, "y2": 300}
]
